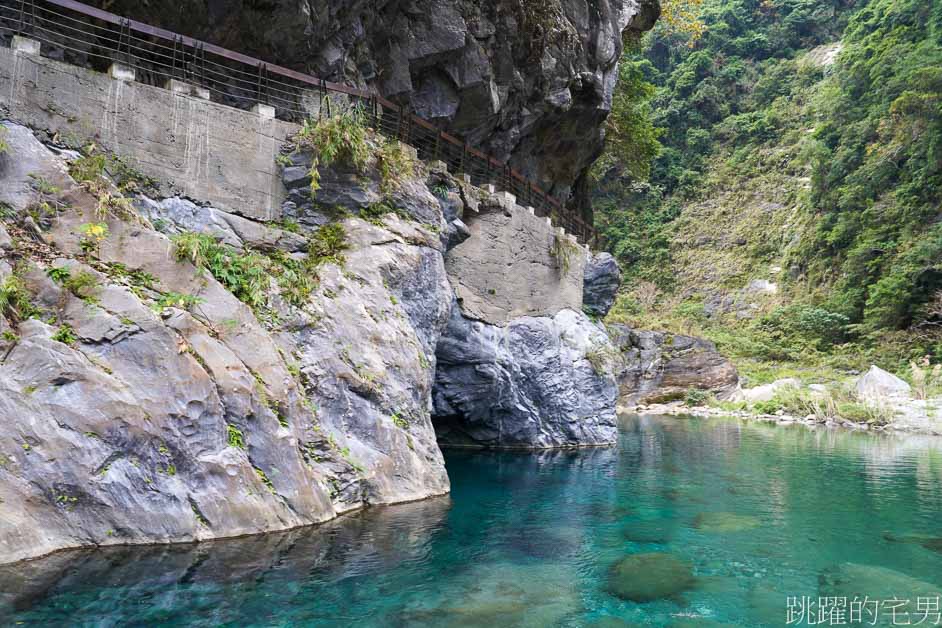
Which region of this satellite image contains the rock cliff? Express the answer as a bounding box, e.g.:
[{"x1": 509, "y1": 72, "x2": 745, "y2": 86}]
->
[
  {"x1": 608, "y1": 324, "x2": 740, "y2": 405},
  {"x1": 0, "y1": 114, "x2": 621, "y2": 563},
  {"x1": 85, "y1": 0, "x2": 659, "y2": 218},
  {"x1": 0, "y1": 121, "x2": 455, "y2": 563}
]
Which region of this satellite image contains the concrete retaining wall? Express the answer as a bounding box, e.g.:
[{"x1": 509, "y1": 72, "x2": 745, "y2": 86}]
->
[
  {"x1": 0, "y1": 42, "x2": 292, "y2": 220},
  {"x1": 445, "y1": 190, "x2": 585, "y2": 325}
]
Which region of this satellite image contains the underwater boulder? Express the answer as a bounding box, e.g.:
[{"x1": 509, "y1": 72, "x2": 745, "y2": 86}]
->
[
  {"x1": 693, "y1": 512, "x2": 761, "y2": 533},
  {"x1": 621, "y1": 519, "x2": 674, "y2": 544},
  {"x1": 607, "y1": 552, "x2": 696, "y2": 602}
]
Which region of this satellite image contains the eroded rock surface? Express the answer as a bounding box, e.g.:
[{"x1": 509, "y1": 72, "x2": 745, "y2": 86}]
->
[
  {"x1": 0, "y1": 122, "x2": 450, "y2": 563},
  {"x1": 0, "y1": 115, "x2": 624, "y2": 563},
  {"x1": 433, "y1": 307, "x2": 619, "y2": 449},
  {"x1": 583, "y1": 251, "x2": 621, "y2": 317},
  {"x1": 609, "y1": 324, "x2": 739, "y2": 405}
]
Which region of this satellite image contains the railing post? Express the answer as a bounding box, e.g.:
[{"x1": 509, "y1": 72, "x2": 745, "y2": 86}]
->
[
  {"x1": 16, "y1": 0, "x2": 26, "y2": 34},
  {"x1": 322, "y1": 80, "x2": 331, "y2": 118}
]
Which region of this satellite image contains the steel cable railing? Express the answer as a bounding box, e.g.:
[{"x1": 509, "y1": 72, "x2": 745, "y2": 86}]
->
[{"x1": 0, "y1": 0, "x2": 597, "y2": 244}]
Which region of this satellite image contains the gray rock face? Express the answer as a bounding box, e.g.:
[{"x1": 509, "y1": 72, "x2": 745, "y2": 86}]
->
[
  {"x1": 0, "y1": 122, "x2": 450, "y2": 564},
  {"x1": 0, "y1": 117, "x2": 624, "y2": 564},
  {"x1": 583, "y1": 251, "x2": 621, "y2": 317},
  {"x1": 87, "y1": 0, "x2": 660, "y2": 216},
  {"x1": 433, "y1": 307, "x2": 619, "y2": 449},
  {"x1": 609, "y1": 324, "x2": 739, "y2": 404}
]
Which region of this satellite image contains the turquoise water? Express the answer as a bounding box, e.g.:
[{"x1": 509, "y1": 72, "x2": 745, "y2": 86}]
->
[{"x1": 3, "y1": 414, "x2": 942, "y2": 626}]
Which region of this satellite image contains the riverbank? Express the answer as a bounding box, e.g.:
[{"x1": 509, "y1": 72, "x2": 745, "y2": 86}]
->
[{"x1": 619, "y1": 396, "x2": 942, "y2": 437}]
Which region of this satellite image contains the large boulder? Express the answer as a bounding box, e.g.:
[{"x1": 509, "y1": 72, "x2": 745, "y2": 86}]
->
[
  {"x1": 855, "y1": 365, "x2": 911, "y2": 402},
  {"x1": 433, "y1": 307, "x2": 619, "y2": 449},
  {"x1": 609, "y1": 324, "x2": 739, "y2": 405},
  {"x1": 583, "y1": 251, "x2": 621, "y2": 317},
  {"x1": 607, "y1": 553, "x2": 696, "y2": 602}
]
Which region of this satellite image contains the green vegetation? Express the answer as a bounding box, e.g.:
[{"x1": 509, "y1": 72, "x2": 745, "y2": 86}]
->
[
  {"x1": 683, "y1": 388, "x2": 710, "y2": 406},
  {"x1": 78, "y1": 222, "x2": 109, "y2": 258},
  {"x1": 51, "y1": 324, "x2": 78, "y2": 345},
  {"x1": 597, "y1": 0, "x2": 942, "y2": 382},
  {"x1": 360, "y1": 201, "x2": 409, "y2": 226},
  {"x1": 294, "y1": 109, "x2": 415, "y2": 198},
  {"x1": 172, "y1": 223, "x2": 348, "y2": 314},
  {"x1": 62, "y1": 270, "x2": 100, "y2": 303},
  {"x1": 551, "y1": 233, "x2": 579, "y2": 275},
  {"x1": 254, "y1": 466, "x2": 276, "y2": 494},
  {"x1": 152, "y1": 291, "x2": 203, "y2": 312},
  {"x1": 226, "y1": 424, "x2": 245, "y2": 449},
  {"x1": 0, "y1": 274, "x2": 37, "y2": 323},
  {"x1": 0, "y1": 126, "x2": 8, "y2": 154},
  {"x1": 391, "y1": 412, "x2": 408, "y2": 430},
  {"x1": 172, "y1": 232, "x2": 269, "y2": 311}
]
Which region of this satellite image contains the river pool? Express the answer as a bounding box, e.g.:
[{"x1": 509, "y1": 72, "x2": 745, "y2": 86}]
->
[{"x1": 2, "y1": 414, "x2": 942, "y2": 626}]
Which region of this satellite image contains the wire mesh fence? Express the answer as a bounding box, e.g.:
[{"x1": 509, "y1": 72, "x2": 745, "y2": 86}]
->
[{"x1": 0, "y1": 0, "x2": 596, "y2": 244}]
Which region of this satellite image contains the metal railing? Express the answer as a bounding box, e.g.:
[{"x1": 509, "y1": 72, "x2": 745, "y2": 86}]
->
[{"x1": 0, "y1": 0, "x2": 596, "y2": 244}]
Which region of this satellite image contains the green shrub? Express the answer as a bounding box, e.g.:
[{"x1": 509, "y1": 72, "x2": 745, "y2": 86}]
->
[
  {"x1": 307, "y1": 223, "x2": 349, "y2": 268},
  {"x1": 172, "y1": 233, "x2": 269, "y2": 312},
  {"x1": 51, "y1": 324, "x2": 78, "y2": 345},
  {"x1": 0, "y1": 274, "x2": 37, "y2": 323},
  {"x1": 152, "y1": 291, "x2": 204, "y2": 312},
  {"x1": 360, "y1": 201, "x2": 408, "y2": 226},
  {"x1": 296, "y1": 110, "x2": 371, "y2": 197},
  {"x1": 684, "y1": 388, "x2": 710, "y2": 406},
  {"x1": 63, "y1": 270, "x2": 100, "y2": 303},
  {"x1": 226, "y1": 424, "x2": 245, "y2": 449},
  {"x1": 172, "y1": 224, "x2": 349, "y2": 313},
  {"x1": 294, "y1": 109, "x2": 416, "y2": 199}
]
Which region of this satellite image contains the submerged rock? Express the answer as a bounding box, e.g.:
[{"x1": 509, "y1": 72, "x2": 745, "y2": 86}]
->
[
  {"x1": 883, "y1": 532, "x2": 942, "y2": 555},
  {"x1": 433, "y1": 307, "x2": 619, "y2": 449},
  {"x1": 621, "y1": 519, "x2": 674, "y2": 544},
  {"x1": 607, "y1": 552, "x2": 696, "y2": 602},
  {"x1": 819, "y1": 563, "x2": 942, "y2": 626},
  {"x1": 399, "y1": 562, "x2": 581, "y2": 628},
  {"x1": 693, "y1": 512, "x2": 761, "y2": 533}
]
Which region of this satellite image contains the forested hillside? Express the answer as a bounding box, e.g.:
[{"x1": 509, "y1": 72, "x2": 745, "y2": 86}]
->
[{"x1": 596, "y1": 0, "x2": 942, "y2": 382}]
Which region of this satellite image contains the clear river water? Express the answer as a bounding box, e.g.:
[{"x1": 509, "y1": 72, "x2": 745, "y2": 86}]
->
[{"x1": 2, "y1": 414, "x2": 942, "y2": 627}]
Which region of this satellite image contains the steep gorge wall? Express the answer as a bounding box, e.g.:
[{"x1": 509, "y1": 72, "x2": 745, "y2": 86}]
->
[
  {"x1": 81, "y1": 0, "x2": 660, "y2": 219},
  {"x1": 0, "y1": 34, "x2": 621, "y2": 563}
]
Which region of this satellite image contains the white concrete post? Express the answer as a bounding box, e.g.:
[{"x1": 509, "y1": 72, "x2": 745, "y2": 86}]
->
[
  {"x1": 108, "y1": 64, "x2": 136, "y2": 82},
  {"x1": 252, "y1": 103, "x2": 276, "y2": 120},
  {"x1": 11, "y1": 36, "x2": 40, "y2": 56}
]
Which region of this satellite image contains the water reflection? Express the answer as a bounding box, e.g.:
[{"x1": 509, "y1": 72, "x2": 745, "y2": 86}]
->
[{"x1": 0, "y1": 497, "x2": 451, "y2": 624}]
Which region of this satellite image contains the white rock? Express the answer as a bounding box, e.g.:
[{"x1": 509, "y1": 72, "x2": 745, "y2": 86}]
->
[
  {"x1": 735, "y1": 378, "x2": 801, "y2": 403},
  {"x1": 855, "y1": 365, "x2": 911, "y2": 401}
]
